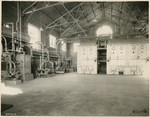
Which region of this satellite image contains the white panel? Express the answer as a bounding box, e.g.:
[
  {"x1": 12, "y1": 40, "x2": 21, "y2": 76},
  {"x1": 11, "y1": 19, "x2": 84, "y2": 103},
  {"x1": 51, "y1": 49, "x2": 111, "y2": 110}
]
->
[
  {"x1": 117, "y1": 60, "x2": 125, "y2": 66},
  {"x1": 137, "y1": 60, "x2": 147, "y2": 70},
  {"x1": 128, "y1": 60, "x2": 137, "y2": 66},
  {"x1": 81, "y1": 60, "x2": 87, "y2": 67},
  {"x1": 138, "y1": 44, "x2": 147, "y2": 59},
  {"x1": 77, "y1": 45, "x2": 97, "y2": 74},
  {"x1": 128, "y1": 44, "x2": 139, "y2": 60},
  {"x1": 110, "y1": 45, "x2": 118, "y2": 60},
  {"x1": 124, "y1": 67, "x2": 131, "y2": 75},
  {"x1": 109, "y1": 60, "x2": 117, "y2": 65},
  {"x1": 118, "y1": 45, "x2": 126, "y2": 60}
]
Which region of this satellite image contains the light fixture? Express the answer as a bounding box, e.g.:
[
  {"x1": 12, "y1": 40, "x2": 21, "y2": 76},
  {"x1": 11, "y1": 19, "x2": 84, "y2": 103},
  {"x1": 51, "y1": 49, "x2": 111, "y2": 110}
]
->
[{"x1": 4, "y1": 24, "x2": 10, "y2": 28}]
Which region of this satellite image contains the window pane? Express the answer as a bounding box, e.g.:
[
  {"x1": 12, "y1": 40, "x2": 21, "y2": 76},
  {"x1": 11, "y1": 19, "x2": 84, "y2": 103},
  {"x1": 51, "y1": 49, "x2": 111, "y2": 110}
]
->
[
  {"x1": 49, "y1": 34, "x2": 56, "y2": 48},
  {"x1": 28, "y1": 23, "x2": 41, "y2": 50}
]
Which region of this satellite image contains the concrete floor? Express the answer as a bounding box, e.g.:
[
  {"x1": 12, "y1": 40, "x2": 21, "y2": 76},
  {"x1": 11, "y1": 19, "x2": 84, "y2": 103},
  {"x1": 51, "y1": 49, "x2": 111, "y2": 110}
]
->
[{"x1": 1, "y1": 73, "x2": 149, "y2": 116}]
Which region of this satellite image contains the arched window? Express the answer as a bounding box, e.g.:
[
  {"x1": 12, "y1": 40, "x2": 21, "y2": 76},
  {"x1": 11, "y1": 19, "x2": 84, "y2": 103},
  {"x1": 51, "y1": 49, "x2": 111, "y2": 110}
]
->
[{"x1": 96, "y1": 25, "x2": 113, "y2": 37}]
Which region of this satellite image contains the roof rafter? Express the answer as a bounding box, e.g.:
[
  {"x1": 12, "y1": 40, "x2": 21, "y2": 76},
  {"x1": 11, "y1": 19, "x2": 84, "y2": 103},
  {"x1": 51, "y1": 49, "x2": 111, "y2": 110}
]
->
[
  {"x1": 23, "y1": 1, "x2": 38, "y2": 13},
  {"x1": 61, "y1": 11, "x2": 84, "y2": 38},
  {"x1": 24, "y1": 2, "x2": 54, "y2": 27},
  {"x1": 46, "y1": 3, "x2": 83, "y2": 29},
  {"x1": 125, "y1": 3, "x2": 138, "y2": 22},
  {"x1": 23, "y1": 2, "x2": 61, "y2": 15},
  {"x1": 50, "y1": 3, "x2": 73, "y2": 30},
  {"x1": 80, "y1": 5, "x2": 89, "y2": 23},
  {"x1": 61, "y1": 3, "x2": 86, "y2": 36}
]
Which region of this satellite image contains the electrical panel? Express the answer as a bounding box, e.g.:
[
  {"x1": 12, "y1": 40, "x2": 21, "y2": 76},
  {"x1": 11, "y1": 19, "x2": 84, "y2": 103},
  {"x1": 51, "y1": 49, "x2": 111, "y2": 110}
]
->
[
  {"x1": 77, "y1": 45, "x2": 97, "y2": 74},
  {"x1": 107, "y1": 43, "x2": 149, "y2": 75}
]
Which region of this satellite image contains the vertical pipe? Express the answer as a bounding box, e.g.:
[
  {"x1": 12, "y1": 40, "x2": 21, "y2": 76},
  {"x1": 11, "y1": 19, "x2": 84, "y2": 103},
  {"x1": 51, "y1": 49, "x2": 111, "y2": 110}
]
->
[
  {"x1": 2, "y1": 36, "x2": 8, "y2": 51},
  {"x1": 12, "y1": 23, "x2": 14, "y2": 51},
  {"x1": 19, "y1": 2, "x2": 22, "y2": 49},
  {"x1": 47, "y1": 49, "x2": 49, "y2": 61},
  {"x1": 22, "y1": 51, "x2": 25, "y2": 81},
  {"x1": 16, "y1": 2, "x2": 19, "y2": 42},
  {"x1": 40, "y1": 56, "x2": 42, "y2": 69}
]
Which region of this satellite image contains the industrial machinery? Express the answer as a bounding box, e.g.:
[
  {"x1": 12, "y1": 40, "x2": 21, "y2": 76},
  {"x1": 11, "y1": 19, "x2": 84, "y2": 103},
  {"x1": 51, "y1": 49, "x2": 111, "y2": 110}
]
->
[
  {"x1": 1, "y1": 21, "x2": 33, "y2": 84},
  {"x1": 1, "y1": 36, "x2": 22, "y2": 83},
  {"x1": 36, "y1": 45, "x2": 55, "y2": 77}
]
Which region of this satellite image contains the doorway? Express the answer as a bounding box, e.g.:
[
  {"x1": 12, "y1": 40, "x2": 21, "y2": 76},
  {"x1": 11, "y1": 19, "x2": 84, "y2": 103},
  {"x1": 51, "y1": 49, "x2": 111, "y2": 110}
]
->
[{"x1": 97, "y1": 41, "x2": 107, "y2": 74}]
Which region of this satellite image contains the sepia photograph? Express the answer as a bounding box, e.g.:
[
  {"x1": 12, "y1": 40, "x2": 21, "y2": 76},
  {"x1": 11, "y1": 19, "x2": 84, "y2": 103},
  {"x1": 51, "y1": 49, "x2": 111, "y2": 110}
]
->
[{"x1": 1, "y1": 0, "x2": 149, "y2": 116}]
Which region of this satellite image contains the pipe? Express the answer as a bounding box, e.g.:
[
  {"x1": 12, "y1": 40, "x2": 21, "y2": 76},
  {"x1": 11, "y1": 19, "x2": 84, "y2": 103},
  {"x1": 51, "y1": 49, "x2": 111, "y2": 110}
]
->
[
  {"x1": 19, "y1": 5, "x2": 22, "y2": 50},
  {"x1": 41, "y1": 44, "x2": 44, "y2": 68},
  {"x1": 30, "y1": 46, "x2": 33, "y2": 56},
  {"x1": 36, "y1": 42, "x2": 44, "y2": 69},
  {"x1": 9, "y1": 61, "x2": 16, "y2": 75},
  {"x1": 56, "y1": 39, "x2": 62, "y2": 50},
  {"x1": 47, "y1": 49, "x2": 49, "y2": 61},
  {"x1": 2, "y1": 36, "x2": 8, "y2": 52},
  {"x1": 12, "y1": 23, "x2": 14, "y2": 51},
  {"x1": 4, "y1": 22, "x2": 15, "y2": 51},
  {"x1": 16, "y1": 2, "x2": 20, "y2": 42},
  {"x1": 40, "y1": 56, "x2": 42, "y2": 69}
]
